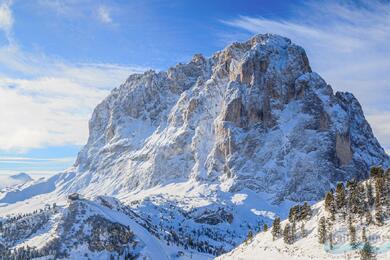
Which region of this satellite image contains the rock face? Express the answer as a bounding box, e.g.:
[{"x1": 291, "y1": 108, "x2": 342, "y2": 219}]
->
[{"x1": 64, "y1": 34, "x2": 388, "y2": 202}]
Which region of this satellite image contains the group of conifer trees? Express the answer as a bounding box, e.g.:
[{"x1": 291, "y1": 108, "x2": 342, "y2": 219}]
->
[
  {"x1": 264, "y1": 166, "x2": 389, "y2": 260},
  {"x1": 270, "y1": 201, "x2": 312, "y2": 244},
  {"x1": 319, "y1": 166, "x2": 390, "y2": 260}
]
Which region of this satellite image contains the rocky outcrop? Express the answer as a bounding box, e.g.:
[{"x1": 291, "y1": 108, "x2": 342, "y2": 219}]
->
[{"x1": 336, "y1": 133, "x2": 353, "y2": 165}]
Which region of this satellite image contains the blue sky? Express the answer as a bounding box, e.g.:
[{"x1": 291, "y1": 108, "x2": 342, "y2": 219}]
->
[{"x1": 0, "y1": 0, "x2": 389, "y2": 178}]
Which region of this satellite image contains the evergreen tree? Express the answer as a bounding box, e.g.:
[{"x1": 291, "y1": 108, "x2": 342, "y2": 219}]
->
[
  {"x1": 365, "y1": 211, "x2": 373, "y2": 226},
  {"x1": 271, "y1": 217, "x2": 281, "y2": 240},
  {"x1": 360, "y1": 241, "x2": 376, "y2": 260},
  {"x1": 324, "y1": 192, "x2": 336, "y2": 220},
  {"x1": 301, "y1": 202, "x2": 312, "y2": 220},
  {"x1": 300, "y1": 222, "x2": 306, "y2": 238},
  {"x1": 328, "y1": 231, "x2": 333, "y2": 250},
  {"x1": 374, "y1": 208, "x2": 383, "y2": 226},
  {"x1": 348, "y1": 221, "x2": 357, "y2": 248},
  {"x1": 291, "y1": 221, "x2": 296, "y2": 243},
  {"x1": 318, "y1": 216, "x2": 326, "y2": 244},
  {"x1": 385, "y1": 168, "x2": 390, "y2": 194},
  {"x1": 347, "y1": 180, "x2": 361, "y2": 215},
  {"x1": 374, "y1": 177, "x2": 385, "y2": 207},
  {"x1": 246, "y1": 230, "x2": 253, "y2": 243},
  {"x1": 366, "y1": 181, "x2": 375, "y2": 207},
  {"x1": 370, "y1": 166, "x2": 384, "y2": 179},
  {"x1": 263, "y1": 223, "x2": 268, "y2": 232},
  {"x1": 327, "y1": 219, "x2": 334, "y2": 250},
  {"x1": 283, "y1": 223, "x2": 292, "y2": 244},
  {"x1": 356, "y1": 184, "x2": 367, "y2": 217},
  {"x1": 335, "y1": 182, "x2": 346, "y2": 210},
  {"x1": 362, "y1": 227, "x2": 367, "y2": 243},
  {"x1": 289, "y1": 205, "x2": 299, "y2": 223}
]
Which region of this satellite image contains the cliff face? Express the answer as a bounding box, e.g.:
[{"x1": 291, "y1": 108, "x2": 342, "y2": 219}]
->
[{"x1": 67, "y1": 34, "x2": 388, "y2": 201}]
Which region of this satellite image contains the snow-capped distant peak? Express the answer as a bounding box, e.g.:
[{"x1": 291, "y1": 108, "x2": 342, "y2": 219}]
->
[{"x1": 0, "y1": 173, "x2": 33, "y2": 190}]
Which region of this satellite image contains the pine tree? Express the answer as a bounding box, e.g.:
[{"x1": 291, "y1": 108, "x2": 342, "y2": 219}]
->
[
  {"x1": 289, "y1": 205, "x2": 298, "y2": 222},
  {"x1": 349, "y1": 221, "x2": 357, "y2": 248},
  {"x1": 360, "y1": 241, "x2": 376, "y2": 260},
  {"x1": 324, "y1": 192, "x2": 336, "y2": 220},
  {"x1": 385, "y1": 168, "x2": 390, "y2": 194},
  {"x1": 283, "y1": 223, "x2": 292, "y2": 244},
  {"x1": 370, "y1": 166, "x2": 384, "y2": 179},
  {"x1": 271, "y1": 217, "x2": 281, "y2": 240},
  {"x1": 347, "y1": 180, "x2": 363, "y2": 216},
  {"x1": 246, "y1": 230, "x2": 253, "y2": 243},
  {"x1": 291, "y1": 221, "x2": 296, "y2": 243},
  {"x1": 357, "y1": 184, "x2": 367, "y2": 217},
  {"x1": 300, "y1": 222, "x2": 306, "y2": 238},
  {"x1": 374, "y1": 177, "x2": 385, "y2": 207},
  {"x1": 374, "y1": 208, "x2": 383, "y2": 226},
  {"x1": 263, "y1": 223, "x2": 268, "y2": 232},
  {"x1": 318, "y1": 216, "x2": 326, "y2": 244},
  {"x1": 335, "y1": 182, "x2": 346, "y2": 210},
  {"x1": 365, "y1": 211, "x2": 373, "y2": 226},
  {"x1": 366, "y1": 181, "x2": 375, "y2": 207},
  {"x1": 301, "y1": 202, "x2": 312, "y2": 220},
  {"x1": 362, "y1": 227, "x2": 367, "y2": 243},
  {"x1": 328, "y1": 231, "x2": 333, "y2": 250}
]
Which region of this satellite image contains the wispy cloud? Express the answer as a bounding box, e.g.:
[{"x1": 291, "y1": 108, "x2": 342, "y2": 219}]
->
[
  {"x1": 0, "y1": 0, "x2": 13, "y2": 42},
  {"x1": 97, "y1": 5, "x2": 112, "y2": 24},
  {"x1": 0, "y1": 0, "x2": 12, "y2": 31},
  {"x1": 0, "y1": 52, "x2": 144, "y2": 152},
  {"x1": 0, "y1": 156, "x2": 75, "y2": 163},
  {"x1": 222, "y1": 0, "x2": 390, "y2": 149},
  {"x1": 0, "y1": 2, "x2": 145, "y2": 152}
]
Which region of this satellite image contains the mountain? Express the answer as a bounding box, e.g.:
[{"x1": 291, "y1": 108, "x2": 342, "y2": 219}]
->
[
  {"x1": 0, "y1": 34, "x2": 389, "y2": 259},
  {"x1": 218, "y1": 168, "x2": 390, "y2": 259},
  {"x1": 0, "y1": 173, "x2": 33, "y2": 190},
  {"x1": 64, "y1": 34, "x2": 387, "y2": 201}
]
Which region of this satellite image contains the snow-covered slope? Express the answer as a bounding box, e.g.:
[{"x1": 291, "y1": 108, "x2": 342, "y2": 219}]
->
[
  {"x1": 218, "y1": 172, "x2": 390, "y2": 259},
  {"x1": 0, "y1": 195, "x2": 211, "y2": 259},
  {"x1": 0, "y1": 34, "x2": 389, "y2": 259},
  {"x1": 0, "y1": 173, "x2": 33, "y2": 190}
]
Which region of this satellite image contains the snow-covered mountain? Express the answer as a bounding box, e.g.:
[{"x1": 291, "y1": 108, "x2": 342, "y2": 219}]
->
[
  {"x1": 0, "y1": 34, "x2": 389, "y2": 259},
  {"x1": 218, "y1": 168, "x2": 390, "y2": 259},
  {"x1": 64, "y1": 34, "x2": 387, "y2": 201},
  {"x1": 0, "y1": 173, "x2": 33, "y2": 190}
]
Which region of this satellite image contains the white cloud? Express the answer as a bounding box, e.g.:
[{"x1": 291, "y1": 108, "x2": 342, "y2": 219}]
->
[
  {"x1": 0, "y1": 56, "x2": 144, "y2": 152},
  {"x1": 222, "y1": 0, "x2": 390, "y2": 150},
  {"x1": 0, "y1": 156, "x2": 74, "y2": 162},
  {"x1": 0, "y1": 0, "x2": 13, "y2": 40},
  {"x1": 367, "y1": 112, "x2": 390, "y2": 152},
  {"x1": 0, "y1": 3, "x2": 145, "y2": 152},
  {"x1": 97, "y1": 5, "x2": 112, "y2": 24}
]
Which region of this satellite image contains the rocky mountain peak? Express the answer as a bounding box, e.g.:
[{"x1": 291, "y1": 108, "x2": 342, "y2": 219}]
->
[{"x1": 67, "y1": 34, "x2": 389, "y2": 202}]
